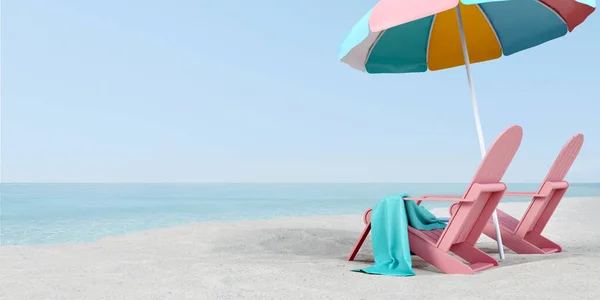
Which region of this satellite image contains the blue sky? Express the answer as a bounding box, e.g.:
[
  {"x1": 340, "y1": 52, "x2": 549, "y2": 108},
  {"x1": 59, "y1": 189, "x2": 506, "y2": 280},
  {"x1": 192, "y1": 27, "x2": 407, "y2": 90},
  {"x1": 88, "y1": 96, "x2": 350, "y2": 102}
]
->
[{"x1": 2, "y1": 0, "x2": 599, "y2": 183}]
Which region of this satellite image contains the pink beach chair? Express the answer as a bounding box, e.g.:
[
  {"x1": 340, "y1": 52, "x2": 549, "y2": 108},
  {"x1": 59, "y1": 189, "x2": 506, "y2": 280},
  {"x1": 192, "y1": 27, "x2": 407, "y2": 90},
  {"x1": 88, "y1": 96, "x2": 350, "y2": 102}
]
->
[
  {"x1": 477, "y1": 133, "x2": 584, "y2": 255},
  {"x1": 348, "y1": 125, "x2": 523, "y2": 275}
]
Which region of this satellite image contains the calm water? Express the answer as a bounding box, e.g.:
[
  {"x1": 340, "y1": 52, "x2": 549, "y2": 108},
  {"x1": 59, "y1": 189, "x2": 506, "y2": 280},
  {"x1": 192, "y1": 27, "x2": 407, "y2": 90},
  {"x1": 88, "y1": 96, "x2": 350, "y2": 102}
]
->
[{"x1": 1, "y1": 183, "x2": 599, "y2": 245}]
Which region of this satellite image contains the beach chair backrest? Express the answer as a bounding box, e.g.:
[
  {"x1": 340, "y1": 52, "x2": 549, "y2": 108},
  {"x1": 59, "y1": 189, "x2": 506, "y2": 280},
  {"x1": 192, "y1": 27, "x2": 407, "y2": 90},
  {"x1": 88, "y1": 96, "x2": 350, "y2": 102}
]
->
[
  {"x1": 438, "y1": 125, "x2": 522, "y2": 250},
  {"x1": 515, "y1": 134, "x2": 584, "y2": 235},
  {"x1": 468, "y1": 125, "x2": 524, "y2": 186},
  {"x1": 540, "y1": 134, "x2": 584, "y2": 184}
]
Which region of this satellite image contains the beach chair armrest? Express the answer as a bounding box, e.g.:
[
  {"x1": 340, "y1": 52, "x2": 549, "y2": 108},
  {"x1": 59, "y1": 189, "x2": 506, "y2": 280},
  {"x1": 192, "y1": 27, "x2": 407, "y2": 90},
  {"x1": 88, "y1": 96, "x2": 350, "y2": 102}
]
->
[
  {"x1": 539, "y1": 181, "x2": 569, "y2": 191},
  {"x1": 405, "y1": 183, "x2": 505, "y2": 203},
  {"x1": 403, "y1": 195, "x2": 469, "y2": 202},
  {"x1": 421, "y1": 194, "x2": 462, "y2": 199},
  {"x1": 504, "y1": 192, "x2": 543, "y2": 197},
  {"x1": 506, "y1": 181, "x2": 568, "y2": 197}
]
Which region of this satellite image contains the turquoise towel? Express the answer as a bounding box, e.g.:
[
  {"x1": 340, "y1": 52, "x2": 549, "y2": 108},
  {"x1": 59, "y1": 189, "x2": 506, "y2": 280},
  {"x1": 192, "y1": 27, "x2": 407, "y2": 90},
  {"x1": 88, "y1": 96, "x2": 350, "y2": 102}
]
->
[
  {"x1": 405, "y1": 200, "x2": 448, "y2": 230},
  {"x1": 355, "y1": 194, "x2": 446, "y2": 276}
]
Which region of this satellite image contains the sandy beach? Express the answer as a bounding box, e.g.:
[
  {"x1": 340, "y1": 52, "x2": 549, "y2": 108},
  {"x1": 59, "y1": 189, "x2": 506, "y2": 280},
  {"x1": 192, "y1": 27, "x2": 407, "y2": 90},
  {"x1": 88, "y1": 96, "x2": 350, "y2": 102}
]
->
[{"x1": 1, "y1": 197, "x2": 599, "y2": 300}]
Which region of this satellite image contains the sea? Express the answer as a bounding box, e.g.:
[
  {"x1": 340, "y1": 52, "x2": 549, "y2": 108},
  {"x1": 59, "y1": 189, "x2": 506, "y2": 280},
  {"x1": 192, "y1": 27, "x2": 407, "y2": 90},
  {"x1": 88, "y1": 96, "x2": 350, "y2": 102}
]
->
[{"x1": 1, "y1": 183, "x2": 599, "y2": 246}]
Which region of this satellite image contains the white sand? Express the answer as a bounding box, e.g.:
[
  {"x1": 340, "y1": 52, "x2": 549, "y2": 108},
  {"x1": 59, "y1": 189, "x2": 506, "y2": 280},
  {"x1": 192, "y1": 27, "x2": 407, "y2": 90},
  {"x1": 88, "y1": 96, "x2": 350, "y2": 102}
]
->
[{"x1": 1, "y1": 197, "x2": 599, "y2": 300}]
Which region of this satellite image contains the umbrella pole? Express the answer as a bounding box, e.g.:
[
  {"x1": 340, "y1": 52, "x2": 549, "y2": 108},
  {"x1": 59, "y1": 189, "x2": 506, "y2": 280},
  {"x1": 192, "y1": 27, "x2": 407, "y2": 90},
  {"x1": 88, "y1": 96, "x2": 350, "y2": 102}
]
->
[{"x1": 455, "y1": 6, "x2": 506, "y2": 261}]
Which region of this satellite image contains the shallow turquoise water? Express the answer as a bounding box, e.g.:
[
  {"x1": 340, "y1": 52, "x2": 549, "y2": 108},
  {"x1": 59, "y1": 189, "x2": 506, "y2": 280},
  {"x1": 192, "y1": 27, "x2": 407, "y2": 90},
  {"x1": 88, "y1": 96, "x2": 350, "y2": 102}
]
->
[{"x1": 1, "y1": 183, "x2": 599, "y2": 245}]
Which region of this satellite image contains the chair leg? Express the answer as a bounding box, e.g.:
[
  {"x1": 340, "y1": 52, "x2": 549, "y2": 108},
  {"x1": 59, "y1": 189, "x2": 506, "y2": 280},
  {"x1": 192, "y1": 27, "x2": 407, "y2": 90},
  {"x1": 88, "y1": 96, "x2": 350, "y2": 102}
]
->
[
  {"x1": 483, "y1": 222, "x2": 546, "y2": 254},
  {"x1": 450, "y1": 242, "x2": 499, "y2": 269},
  {"x1": 408, "y1": 232, "x2": 476, "y2": 275},
  {"x1": 348, "y1": 223, "x2": 371, "y2": 261},
  {"x1": 525, "y1": 232, "x2": 562, "y2": 253}
]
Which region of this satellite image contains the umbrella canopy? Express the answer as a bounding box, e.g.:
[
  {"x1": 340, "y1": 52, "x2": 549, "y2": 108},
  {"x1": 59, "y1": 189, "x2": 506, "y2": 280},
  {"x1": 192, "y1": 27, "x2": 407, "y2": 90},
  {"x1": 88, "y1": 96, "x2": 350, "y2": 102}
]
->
[{"x1": 339, "y1": 0, "x2": 595, "y2": 73}]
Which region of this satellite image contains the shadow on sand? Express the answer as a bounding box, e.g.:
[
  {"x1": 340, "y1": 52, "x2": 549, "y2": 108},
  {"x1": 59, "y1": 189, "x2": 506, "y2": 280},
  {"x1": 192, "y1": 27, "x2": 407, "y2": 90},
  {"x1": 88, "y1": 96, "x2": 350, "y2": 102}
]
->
[{"x1": 213, "y1": 226, "x2": 584, "y2": 274}]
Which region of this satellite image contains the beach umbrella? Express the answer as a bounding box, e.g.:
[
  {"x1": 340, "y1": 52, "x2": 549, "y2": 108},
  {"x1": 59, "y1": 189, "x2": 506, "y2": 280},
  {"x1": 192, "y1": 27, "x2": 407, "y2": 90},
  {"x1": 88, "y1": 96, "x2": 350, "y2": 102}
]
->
[{"x1": 338, "y1": 0, "x2": 595, "y2": 260}]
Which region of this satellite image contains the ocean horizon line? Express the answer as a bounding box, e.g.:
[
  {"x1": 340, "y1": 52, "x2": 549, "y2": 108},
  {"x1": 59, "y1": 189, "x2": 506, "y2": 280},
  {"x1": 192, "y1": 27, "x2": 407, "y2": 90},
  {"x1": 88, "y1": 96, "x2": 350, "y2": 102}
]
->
[{"x1": 1, "y1": 181, "x2": 599, "y2": 185}]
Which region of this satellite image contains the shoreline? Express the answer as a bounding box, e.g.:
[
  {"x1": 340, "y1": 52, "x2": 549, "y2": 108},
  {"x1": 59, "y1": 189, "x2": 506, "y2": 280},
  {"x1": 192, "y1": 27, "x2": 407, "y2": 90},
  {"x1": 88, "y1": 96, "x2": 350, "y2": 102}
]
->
[
  {"x1": 1, "y1": 196, "x2": 597, "y2": 248},
  {"x1": 1, "y1": 198, "x2": 599, "y2": 299}
]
